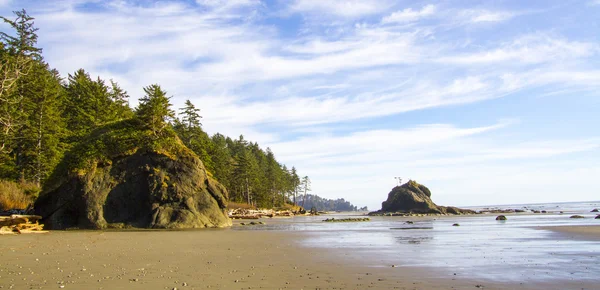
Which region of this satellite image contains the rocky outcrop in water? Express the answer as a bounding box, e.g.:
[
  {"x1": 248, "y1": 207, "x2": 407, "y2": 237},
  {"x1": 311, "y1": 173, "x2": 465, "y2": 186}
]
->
[
  {"x1": 35, "y1": 120, "x2": 231, "y2": 230},
  {"x1": 369, "y1": 180, "x2": 475, "y2": 216}
]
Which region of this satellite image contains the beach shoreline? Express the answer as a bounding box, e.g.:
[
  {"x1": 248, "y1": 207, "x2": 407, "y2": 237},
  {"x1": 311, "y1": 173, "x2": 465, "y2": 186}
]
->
[{"x1": 1, "y1": 222, "x2": 598, "y2": 290}]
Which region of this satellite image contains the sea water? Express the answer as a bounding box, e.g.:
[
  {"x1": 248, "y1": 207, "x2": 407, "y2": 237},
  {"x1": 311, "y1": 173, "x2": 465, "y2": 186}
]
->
[{"x1": 236, "y1": 201, "x2": 600, "y2": 283}]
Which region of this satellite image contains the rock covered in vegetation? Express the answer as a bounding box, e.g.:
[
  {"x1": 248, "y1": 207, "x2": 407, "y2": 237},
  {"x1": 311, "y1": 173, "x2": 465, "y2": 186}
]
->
[
  {"x1": 496, "y1": 215, "x2": 507, "y2": 221},
  {"x1": 35, "y1": 120, "x2": 232, "y2": 230},
  {"x1": 369, "y1": 180, "x2": 475, "y2": 216},
  {"x1": 570, "y1": 215, "x2": 585, "y2": 219}
]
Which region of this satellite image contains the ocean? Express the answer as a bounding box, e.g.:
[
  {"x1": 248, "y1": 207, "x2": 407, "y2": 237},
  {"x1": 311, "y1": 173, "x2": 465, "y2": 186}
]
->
[{"x1": 236, "y1": 201, "x2": 600, "y2": 284}]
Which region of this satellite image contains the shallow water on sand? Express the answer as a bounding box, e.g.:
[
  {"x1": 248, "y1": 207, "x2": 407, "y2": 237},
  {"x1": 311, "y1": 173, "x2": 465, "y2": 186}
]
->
[{"x1": 236, "y1": 201, "x2": 600, "y2": 283}]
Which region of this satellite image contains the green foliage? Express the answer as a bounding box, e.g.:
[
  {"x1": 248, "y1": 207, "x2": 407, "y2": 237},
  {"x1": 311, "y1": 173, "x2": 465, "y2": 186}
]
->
[
  {"x1": 63, "y1": 69, "x2": 133, "y2": 144},
  {"x1": 44, "y1": 118, "x2": 193, "y2": 192},
  {"x1": 135, "y1": 84, "x2": 175, "y2": 136},
  {"x1": 0, "y1": 9, "x2": 305, "y2": 210},
  {"x1": 297, "y1": 194, "x2": 362, "y2": 212}
]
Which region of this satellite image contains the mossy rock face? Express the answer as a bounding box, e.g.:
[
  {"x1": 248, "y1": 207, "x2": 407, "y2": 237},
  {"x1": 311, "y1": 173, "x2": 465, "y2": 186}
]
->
[{"x1": 35, "y1": 120, "x2": 231, "y2": 230}]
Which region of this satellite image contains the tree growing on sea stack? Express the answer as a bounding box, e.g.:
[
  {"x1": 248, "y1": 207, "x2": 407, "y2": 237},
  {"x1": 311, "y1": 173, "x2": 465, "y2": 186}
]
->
[
  {"x1": 35, "y1": 85, "x2": 231, "y2": 230},
  {"x1": 135, "y1": 84, "x2": 175, "y2": 136}
]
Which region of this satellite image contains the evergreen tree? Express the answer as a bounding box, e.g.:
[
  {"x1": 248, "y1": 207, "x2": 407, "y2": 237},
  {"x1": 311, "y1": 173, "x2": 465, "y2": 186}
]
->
[
  {"x1": 301, "y1": 176, "x2": 311, "y2": 207},
  {"x1": 180, "y1": 99, "x2": 202, "y2": 129},
  {"x1": 17, "y1": 64, "x2": 65, "y2": 185},
  {"x1": 174, "y1": 100, "x2": 214, "y2": 173},
  {"x1": 232, "y1": 147, "x2": 259, "y2": 205},
  {"x1": 290, "y1": 166, "x2": 300, "y2": 205},
  {"x1": 0, "y1": 10, "x2": 41, "y2": 177},
  {"x1": 135, "y1": 84, "x2": 175, "y2": 136},
  {"x1": 64, "y1": 69, "x2": 132, "y2": 144}
]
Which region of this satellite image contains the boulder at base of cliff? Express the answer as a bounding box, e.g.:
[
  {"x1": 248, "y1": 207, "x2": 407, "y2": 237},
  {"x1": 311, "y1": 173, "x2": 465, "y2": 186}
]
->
[
  {"x1": 376, "y1": 180, "x2": 474, "y2": 215},
  {"x1": 35, "y1": 119, "x2": 232, "y2": 230}
]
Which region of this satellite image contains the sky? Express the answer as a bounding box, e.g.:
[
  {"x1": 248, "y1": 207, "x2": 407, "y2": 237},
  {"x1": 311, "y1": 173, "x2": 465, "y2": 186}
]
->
[{"x1": 1, "y1": 0, "x2": 599, "y2": 210}]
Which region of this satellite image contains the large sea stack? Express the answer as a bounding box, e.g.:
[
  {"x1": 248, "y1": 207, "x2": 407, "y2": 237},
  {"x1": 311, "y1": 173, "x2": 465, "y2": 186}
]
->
[
  {"x1": 370, "y1": 180, "x2": 475, "y2": 215},
  {"x1": 35, "y1": 119, "x2": 232, "y2": 230}
]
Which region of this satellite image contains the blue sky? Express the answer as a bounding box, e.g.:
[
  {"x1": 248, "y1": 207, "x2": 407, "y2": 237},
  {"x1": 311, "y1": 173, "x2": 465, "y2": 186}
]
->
[{"x1": 1, "y1": 0, "x2": 599, "y2": 210}]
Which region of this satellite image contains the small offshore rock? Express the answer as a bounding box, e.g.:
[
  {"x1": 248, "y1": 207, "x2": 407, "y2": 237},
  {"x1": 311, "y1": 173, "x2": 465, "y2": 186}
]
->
[
  {"x1": 595, "y1": 215, "x2": 600, "y2": 219},
  {"x1": 495, "y1": 215, "x2": 507, "y2": 221},
  {"x1": 452, "y1": 223, "x2": 460, "y2": 226},
  {"x1": 570, "y1": 215, "x2": 585, "y2": 219},
  {"x1": 591, "y1": 209, "x2": 599, "y2": 213}
]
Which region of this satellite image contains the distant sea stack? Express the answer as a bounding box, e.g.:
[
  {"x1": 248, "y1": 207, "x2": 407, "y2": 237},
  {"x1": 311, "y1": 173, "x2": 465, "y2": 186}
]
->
[
  {"x1": 35, "y1": 119, "x2": 232, "y2": 230},
  {"x1": 369, "y1": 180, "x2": 475, "y2": 216}
]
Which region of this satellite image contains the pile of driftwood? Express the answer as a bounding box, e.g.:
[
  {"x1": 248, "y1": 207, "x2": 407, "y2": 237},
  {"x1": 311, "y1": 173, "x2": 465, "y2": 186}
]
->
[
  {"x1": 228, "y1": 208, "x2": 295, "y2": 219},
  {"x1": 0, "y1": 215, "x2": 46, "y2": 234}
]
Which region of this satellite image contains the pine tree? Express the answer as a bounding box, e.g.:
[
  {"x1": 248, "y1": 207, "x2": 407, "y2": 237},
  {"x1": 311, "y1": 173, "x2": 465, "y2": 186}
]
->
[
  {"x1": 174, "y1": 100, "x2": 214, "y2": 173},
  {"x1": 135, "y1": 84, "x2": 175, "y2": 136},
  {"x1": 180, "y1": 99, "x2": 202, "y2": 129},
  {"x1": 18, "y1": 63, "x2": 65, "y2": 185},
  {"x1": 64, "y1": 69, "x2": 132, "y2": 144},
  {"x1": 0, "y1": 10, "x2": 41, "y2": 177},
  {"x1": 290, "y1": 166, "x2": 300, "y2": 205},
  {"x1": 301, "y1": 176, "x2": 311, "y2": 208}
]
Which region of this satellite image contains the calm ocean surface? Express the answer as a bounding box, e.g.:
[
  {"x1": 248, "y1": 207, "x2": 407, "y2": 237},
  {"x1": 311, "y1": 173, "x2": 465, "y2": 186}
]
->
[{"x1": 236, "y1": 201, "x2": 600, "y2": 283}]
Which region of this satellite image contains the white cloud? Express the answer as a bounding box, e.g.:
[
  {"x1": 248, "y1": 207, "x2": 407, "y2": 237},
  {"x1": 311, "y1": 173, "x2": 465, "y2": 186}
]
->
[
  {"x1": 459, "y1": 9, "x2": 516, "y2": 23},
  {"x1": 5, "y1": 0, "x2": 600, "y2": 207},
  {"x1": 381, "y1": 4, "x2": 436, "y2": 23},
  {"x1": 267, "y1": 121, "x2": 600, "y2": 209},
  {"x1": 288, "y1": 0, "x2": 390, "y2": 18},
  {"x1": 438, "y1": 34, "x2": 596, "y2": 65}
]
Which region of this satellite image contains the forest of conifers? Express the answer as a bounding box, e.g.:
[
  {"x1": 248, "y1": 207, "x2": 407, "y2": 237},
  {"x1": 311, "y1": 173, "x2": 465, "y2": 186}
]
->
[{"x1": 0, "y1": 10, "x2": 309, "y2": 209}]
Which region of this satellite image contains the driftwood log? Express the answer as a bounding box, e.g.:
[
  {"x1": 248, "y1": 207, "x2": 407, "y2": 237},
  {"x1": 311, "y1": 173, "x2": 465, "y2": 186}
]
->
[{"x1": 0, "y1": 215, "x2": 46, "y2": 234}]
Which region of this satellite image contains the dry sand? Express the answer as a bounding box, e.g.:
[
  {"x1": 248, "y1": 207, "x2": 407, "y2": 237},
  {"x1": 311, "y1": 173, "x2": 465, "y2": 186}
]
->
[{"x1": 0, "y1": 226, "x2": 597, "y2": 290}]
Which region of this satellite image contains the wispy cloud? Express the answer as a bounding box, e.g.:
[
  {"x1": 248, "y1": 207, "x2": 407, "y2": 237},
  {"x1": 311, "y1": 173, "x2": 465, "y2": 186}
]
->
[
  {"x1": 1, "y1": 0, "x2": 599, "y2": 206},
  {"x1": 438, "y1": 34, "x2": 596, "y2": 64},
  {"x1": 287, "y1": 0, "x2": 391, "y2": 18},
  {"x1": 460, "y1": 9, "x2": 516, "y2": 23},
  {"x1": 381, "y1": 4, "x2": 436, "y2": 23}
]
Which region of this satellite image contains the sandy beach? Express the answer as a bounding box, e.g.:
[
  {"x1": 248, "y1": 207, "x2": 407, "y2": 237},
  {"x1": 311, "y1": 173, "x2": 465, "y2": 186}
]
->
[{"x1": 1, "y1": 221, "x2": 598, "y2": 290}]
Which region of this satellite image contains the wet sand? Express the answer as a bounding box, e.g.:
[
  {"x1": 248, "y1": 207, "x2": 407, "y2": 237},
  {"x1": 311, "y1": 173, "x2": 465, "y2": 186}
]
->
[
  {"x1": 537, "y1": 225, "x2": 600, "y2": 241},
  {"x1": 0, "y1": 227, "x2": 596, "y2": 290}
]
